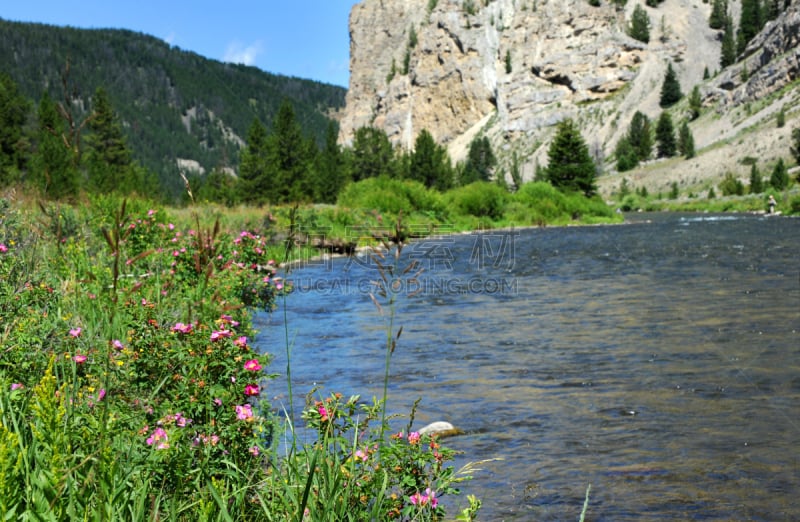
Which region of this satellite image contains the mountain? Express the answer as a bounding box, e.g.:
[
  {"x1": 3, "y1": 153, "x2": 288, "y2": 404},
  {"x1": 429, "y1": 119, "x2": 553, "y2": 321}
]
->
[
  {"x1": 340, "y1": 0, "x2": 800, "y2": 198},
  {"x1": 0, "y1": 18, "x2": 347, "y2": 199}
]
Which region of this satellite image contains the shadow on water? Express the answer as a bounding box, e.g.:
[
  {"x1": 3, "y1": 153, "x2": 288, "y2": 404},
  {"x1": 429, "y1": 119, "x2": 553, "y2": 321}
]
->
[{"x1": 256, "y1": 213, "x2": 800, "y2": 521}]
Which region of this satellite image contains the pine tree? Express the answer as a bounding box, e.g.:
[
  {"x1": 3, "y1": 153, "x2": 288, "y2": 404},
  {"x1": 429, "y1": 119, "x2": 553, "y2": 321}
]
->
[
  {"x1": 33, "y1": 92, "x2": 80, "y2": 199},
  {"x1": 351, "y1": 126, "x2": 396, "y2": 181},
  {"x1": 628, "y1": 4, "x2": 651, "y2": 43},
  {"x1": 615, "y1": 136, "x2": 639, "y2": 172},
  {"x1": 749, "y1": 163, "x2": 763, "y2": 193},
  {"x1": 545, "y1": 118, "x2": 597, "y2": 197},
  {"x1": 791, "y1": 127, "x2": 800, "y2": 165},
  {"x1": 0, "y1": 73, "x2": 29, "y2": 186},
  {"x1": 238, "y1": 118, "x2": 270, "y2": 204},
  {"x1": 688, "y1": 85, "x2": 703, "y2": 120},
  {"x1": 660, "y1": 62, "x2": 683, "y2": 107},
  {"x1": 269, "y1": 99, "x2": 314, "y2": 203},
  {"x1": 462, "y1": 136, "x2": 496, "y2": 185},
  {"x1": 770, "y1": 158, "x2": 789, "y2": 190},
  {"x1": 628, "y1": 111, "x2": 653, "y2": 161},
  {"x1": 85, "y1": 87, "x2": 136, "y2": 194},
  {"x1": 312, "y1": 121, "x2": 347, "y2": 203},
  {"x1": 655, "y1": 111, "x2": 677, "y2": 157},
  {"x1": 720, "y1": 15, "x2": 737, "y2": 67},
  {"x1": 738, "y1": 0, "x2": 764, "y2": 54},
  {"x1": 708, "y1": 0, "x2": 728, "y2": 29},
  {"x1": 409, "y1": 129, "x2": 453, "y2": 191},
  {"x1": 678, "y1": 121, "x2": 696, "y2": 158}
]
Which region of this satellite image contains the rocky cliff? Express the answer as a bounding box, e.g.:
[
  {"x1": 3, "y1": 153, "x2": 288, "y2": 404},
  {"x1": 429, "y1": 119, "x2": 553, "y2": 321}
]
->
[{"x1": 340, "y1": 0, "x2": 800, "y2": 194}]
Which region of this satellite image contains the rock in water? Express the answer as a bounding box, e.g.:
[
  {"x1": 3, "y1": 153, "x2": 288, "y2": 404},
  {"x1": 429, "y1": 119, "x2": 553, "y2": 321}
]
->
[{"x1": 418, "y1": 421, "x2": 461, "y2": 438}]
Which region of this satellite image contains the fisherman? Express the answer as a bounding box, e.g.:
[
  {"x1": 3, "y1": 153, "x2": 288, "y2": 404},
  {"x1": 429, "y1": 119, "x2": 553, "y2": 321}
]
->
[{"x1": 768, "y1": 195, "x2": 777, "y2": 214}]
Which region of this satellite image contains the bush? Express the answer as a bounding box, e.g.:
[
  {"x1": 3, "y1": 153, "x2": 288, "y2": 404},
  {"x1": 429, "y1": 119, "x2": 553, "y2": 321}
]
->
[
  {"x1": 337, "y1": 176, "x2": 446, "y2": 216},
  {"x1": 445, "y1": 181, "x2": 509, "y2": 220}
]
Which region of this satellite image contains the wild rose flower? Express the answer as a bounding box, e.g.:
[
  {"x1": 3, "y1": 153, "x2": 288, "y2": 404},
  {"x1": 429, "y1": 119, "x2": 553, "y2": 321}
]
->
[
  {"x1": 213, "y1": 397, "x2": 223, "y2": 407},
  {"x1": 172, "y1": 322, "x2": 193, "y2": 334},
  {"x1": 234, "y1": 336, "x2": 248, "y2": 348},
  {"x1": 73, "y1": 354, "x2": 87, "y2": 364},
  {"x1": 10, "y1": 383, "x2": 23, "y2": 391},
  {"x1": 249, "y1": 445, "x2": 260, "y2": 456},
  {"x1": 210, "y1": 329, "x2": 231, "y2": 341},
  {"x1": 0, "y1": 244, "x2": 7, "y2": 253},
  {"x1": 317, "y1": 404, "x2": 329, "y2": 421},
  {"x1": 69, "y1": 327, "x2": 82, "y2": 338},
  {"x1": 408, "y1": 431, "x2": 421, "y2": 445},
  {"x1": 236, "y1": 404, "x2": 253, "y2": 420},
  {"x1": 146, "y1": 427, "x2": 169, "y2": 449},
  {"x1": 111, "y1": 339, "x2": 124, "y2": 350},
  {"x1": 244, "y1": 384, "x2": 260, "y2": 396},
  {"x1": 243, "y1": 359, "x2": 262, "y2": 371},
  {"x1": 354, "y1": 449, "x2": 368, "y2": 462}
]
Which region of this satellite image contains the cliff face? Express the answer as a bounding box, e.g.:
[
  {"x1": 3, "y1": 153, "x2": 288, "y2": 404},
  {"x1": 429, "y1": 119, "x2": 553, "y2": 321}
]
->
[{"x1": 340, "y1": 0, "x2": 800, "y2": 190}]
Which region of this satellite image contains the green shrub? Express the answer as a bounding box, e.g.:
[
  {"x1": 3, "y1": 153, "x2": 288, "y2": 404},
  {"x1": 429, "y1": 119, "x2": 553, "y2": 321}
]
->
[
  {"x1": 445, "y1": 181, "x2": 509, "y2": 220},
  {"x1": 337, "y1": 176, "x2": 446, "y2": 216}
]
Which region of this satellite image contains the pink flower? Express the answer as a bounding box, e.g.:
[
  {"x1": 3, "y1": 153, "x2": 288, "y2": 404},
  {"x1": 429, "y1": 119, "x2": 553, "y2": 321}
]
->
[
  {"x1": 236, "y1": 404, "x2": 253, "y2": 421},
  {"x1": 244, "y1": 384, "x2": 260, "y2": 396},
  {"x1": 317, "y1": 405, "x2": 329, "y2": 421},
  {"x1": 97, "y1": 389, "x2": 106, "y2": 401},
  {"x1": 10, "y1": 383, "x2": 23, "y2": 391},
  {"x1": 111, "y1": 339, "x2": 124, "y2": 350},
  {"x1": 248, "y1": 445, "x2": 260, "y2": 456},
  {"x1": 73, "y1": 354, "x2": 87, "y2": 364},
  {"x1": 0, "y1": 244, "x2": 7, "y2": 253},
  {"x1": 146, "y1": 427, "x2": 169, "y2": 449},
  {"x1": 243, "y1": 359, "x2": 262, "y2": 372},
  {"x1": 172, "y1": 322, "x2": 193, "y2": 334},
  {"x1": 213, "y1": 398, "x2": 223, "y2": 407},
  {"x1": 408, "y1": 431, "x2": 421, "y2": 445},
  {"x1": 234, "y1": 336, "x2": 248, "y2": 348},
  {"x1": 69, "y1": 327, "x2": 82, "y2": 338},
  {"x1": 426, "y1": 488, "x2": 438, "y2": 508},
  {"x1": 354, "y1": 449, "x2": 368, "y2": 462},
  {"x1": 174, "y1": 413, "x2": 192, "y2": 427},
  {"x1": 210, "y1": 329, "x2": 231, "y2": 341}
]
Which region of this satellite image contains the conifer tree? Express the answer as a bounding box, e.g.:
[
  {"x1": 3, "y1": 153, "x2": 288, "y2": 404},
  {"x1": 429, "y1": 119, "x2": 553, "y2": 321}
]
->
[
  {"x1": 85, "y1": 87, "x2": 137, "y2": 194},
  {"x1": 655, "y1": 111, "x2": 677, "y2": 157},
  {"x1": 238, "y1": 118, "x2": 270, "y2": 204},
  {"x1": 350, "y1": 126, "x2": 396, "y2": 181},
  {"x1": 615, "y1": 136, "x2": 639, "y2": 172},
  {"x1": 409, "y1": 129, "x2": 453, "y2": 191},
  {"x1": 708, "y1": 0, "x2": 728, "y2": 29},
  {"x1": 720, "y1": 15, "x2": 737, "y2": 67},
  {"x1": 462, "y1": 136, "x2": 496, "y2": 185},
  {"x1": 660, "y1": 62, "x2": 683, "y2": 107},
  {"x1": 312, "y1": 121, "x2": 347, "y2": 203},
  {"x1": 628, "y1": 4, "x2": 651, "y2": 43},
  {"x1": 545, "y1": 118, "x2": 597, "y2": 197},
  {"x1": 770, "y1": 157, "x2": 789, "y2": 190},
  {"x1": 33, "y1": 92, "x2": 79, "y2": 199},
  {"x1": 749, "y1": 163, "x2": 763, "y2": 194},
  {"x1": 268, "y1": 99, "x2": 314, "y2": 203},
  {"x1": 678, "y1": 121, "x2": 696, "y2": 158},
  {"x1": 738, "y1": 0, "x2": 764, "y2": 54},
  {"x1": 688, "y1": 85, "x2": 702, "y2": 120},
  {"x1": 627, "y1": 110, "x2": 653, "y2": 161},
  {"x1": 0, "y1": 74, "x2": 30, "y2": 186}
]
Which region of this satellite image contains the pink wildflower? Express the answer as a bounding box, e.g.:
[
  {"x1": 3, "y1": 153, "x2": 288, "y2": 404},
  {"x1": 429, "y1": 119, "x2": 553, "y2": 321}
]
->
[
  {"x1": 354, "y1": 449, "x2": 368, "y2": 462},
  {"x1": 210, "y1": 329, "x2": 231, "y2": 341},
  {"x1": 244, "y1": 384, "x2": 260, "y2": 396},
  {"x1": 73, "y1": 354, "x2": 87, "y2": 364},
  {"x1": 236, "y1": 404, "x2": 254, "y2": 421},
  {"x1": 213, "y1": 398, "x2": 223, "y2": 407},
  {"x1": 0, "y1": 244, "x2": 7, "y2": 253},
  {"x1": 69, "y1": 327, "x2": 82, "y2": 338},
  {"x1": 10, "y1": 383, "x2": 23, "y2": 391},
  {"x1": 408, "y1": 431, "x2": 421, "y2": 445},
  {"x1": 249, "y1": 445, "x2": 260, "y2": 456},
  {"x1": 234, "y1": 336, "x2": 248, "y2": 347},
  {"x1": 172, "y1": 322, "x2": 193, "y2": 334},
  {"x1": 97, "y1": 389, "x2": 106, "y2": 401},
  {"x1": 146, "y1": 427, "x2": 169, "y2": 449},
  {"x1": 243, "y1": 359, "x2": 262, "y2": 371},
  {"x1": 317, "y1": 405, "x2": 329, "y2": 421},
  {"x1": 111, "y1": 339, "x2": 124, "y2": 350}
]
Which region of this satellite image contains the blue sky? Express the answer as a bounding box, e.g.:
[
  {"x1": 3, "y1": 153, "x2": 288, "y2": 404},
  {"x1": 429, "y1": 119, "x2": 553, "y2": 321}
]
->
[{"x1": 1, "y1": 1, "x2": 359, "y2": 87}]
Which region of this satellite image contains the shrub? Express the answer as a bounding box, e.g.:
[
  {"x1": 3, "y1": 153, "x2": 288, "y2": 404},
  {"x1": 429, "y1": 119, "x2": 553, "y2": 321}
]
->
[
  {"x1": 337, "y1": 176, "x2": 446, "y2": 216},
  {"x1": 445, "y1": 181, "x2": 509, "y2": 220}
]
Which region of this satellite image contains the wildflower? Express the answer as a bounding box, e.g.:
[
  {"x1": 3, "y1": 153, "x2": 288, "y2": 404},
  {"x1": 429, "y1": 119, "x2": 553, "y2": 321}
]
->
[
  {"x1": 317, "y1": 404, "x2": 329, "y2": 421},
  {"x1": 146, "y1": 427, "x2": 169, "y2": 449},
  {"x1": 210, "y1": 329, "x2": 232, "y2": 341},
  {"x1": 234, "y1": 336, "x2": 248, "y2": 347},
  {"x1": 354, "y1": 449, "x2": 368, "y2": 462},
  {"x1": 174, "y1": 413, "x2": 192, "y2": 427},
  {"x1": 10, "y1": 383, "x2": 23, "y2": 391},
  {"x1": 172, "y1": 322, "x2": 193, "y2": 334},
  {"x1": 69, "y1": 327, "x2": 82, "y2": 338},
  {"x1": 243, "y1": 359, "x2": 262, "y2": 372},
  {"x1": 249, "y1": 445, "x2": 260, "y2": 456},
  {"x1": 0, "y1": 244, "x2": 7, "y2": 253},
  {"x1": 244, "y1": 384, "x2": 260, "y2": 396},
  {"x1": 73, "y1": 354, "x2": 87, "y2": 364},
  {"x1": 408, "y1": 431, "x2": 421, "y2": 445},
  {"x1": 213, "y1": 397, "x2": 223, "y2": 407},
  {"x1": 426, "y1": 488, "x2": 438, "y2": 508},
  {"x1": 236, "y1": 404, "x2": 254, "y2": 421},
  {"x1": 97, "y1": 389, "x2": 106, "y2": 401},
  {"x1": 111, "y1": 339, "x2": 124, "y2": 350}
]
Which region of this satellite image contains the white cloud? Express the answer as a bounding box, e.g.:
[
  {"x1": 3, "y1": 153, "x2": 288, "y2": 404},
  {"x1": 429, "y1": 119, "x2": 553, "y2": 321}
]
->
[{"x1": 223, "y1": 40, "x2": 264, "y2": 66}]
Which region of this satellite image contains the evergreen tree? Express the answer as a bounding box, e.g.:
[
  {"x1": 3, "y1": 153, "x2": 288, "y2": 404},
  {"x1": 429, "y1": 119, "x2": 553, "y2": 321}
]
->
[
  {"x1": 655, "y1": 111, "x2": 677, "y2": 157},
  {"x1": 238, "y1": 118, "x2": 270, "y2": 204},
  {"x1": 350, "y1": 126, "x2": 396, "y2": 181},
  {"x1": 461, "y1": 136, "x2": 496, "y2": 185},
  {"x1": 312, "y1": 121, "x2": 347, "y2": 203},
  {"x1": 749, "y1": 163, "x2": 763, "y2": 193},
  {"x1": 738, "y1": 0, "x2": 764, "y2": 54},
  {"x1": 660, "y1": 62, "x2": 683, "y2": 107},
  {"x1": 409, "y1": 129, "x2": 453, "y2": 191},
  {"x1": 628, "y1": 4, "x2": 651, "y2": 43},
  {"x1": 709, "y1": 0, "x2": 728, "y2": 29},
  {"x1": 720, "y1": 15, "x2": 737, "y2": 67},
  {"x1": 615, "y1": 136, "x2": 639, "y2": 171},
  {"x1": 0, "y1": 73, "x2": 30, "y2": 186},
  {"x1": 688, "y1": 85, "x2": 702, "y2": 120},
  {"x1": 770, "y1": 157, "x2": 789, "y2": 190},
  {"x1": 678, "y1": 121, "x2": 696, "y2": 158},
  {"x1": 791, "y1": 126, "x2": 800, "y2": 165},
  {"x1": 627, "y1": 111, "x2": 653, "y2": 161},
  {"x1": 268, "y1": 99, "x2": 314, "y2": 203},
  {"x1": 545, "y1": 118, "x2": 597, "y2": 197},
  {"x1": 84, "y1": 87, "x2": 137, "y2": 194},
  {"x1": 32, "y1": 92, "x2": 79, "y2": 199}
]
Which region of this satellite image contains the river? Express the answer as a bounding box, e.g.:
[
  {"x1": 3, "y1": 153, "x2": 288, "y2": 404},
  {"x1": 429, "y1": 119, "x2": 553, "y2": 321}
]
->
[{"x1": 255, "y1": 212, "x2": 799, "y2": 521}]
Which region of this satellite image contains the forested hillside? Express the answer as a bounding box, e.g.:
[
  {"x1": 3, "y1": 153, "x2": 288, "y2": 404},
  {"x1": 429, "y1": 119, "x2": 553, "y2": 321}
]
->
[{"x1": 0, "y1": 18, "x2": 346, "y2": 199}]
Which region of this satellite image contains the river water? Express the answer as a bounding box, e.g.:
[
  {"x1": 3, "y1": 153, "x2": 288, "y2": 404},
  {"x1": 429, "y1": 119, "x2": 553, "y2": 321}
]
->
[{"x1": 255, "y1": 213, "x2": 800, "y2": 521}]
